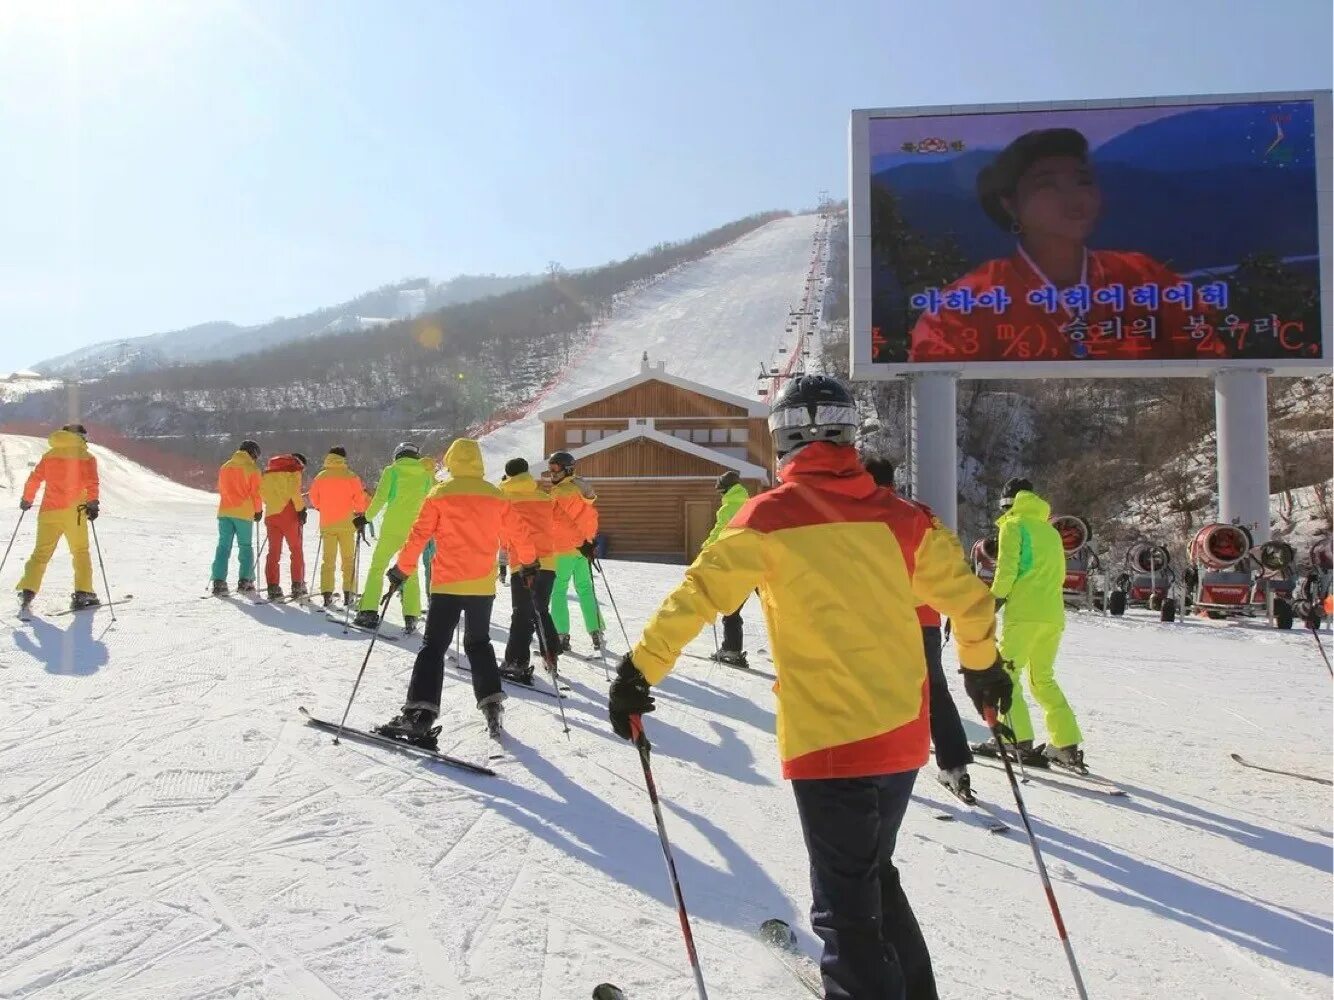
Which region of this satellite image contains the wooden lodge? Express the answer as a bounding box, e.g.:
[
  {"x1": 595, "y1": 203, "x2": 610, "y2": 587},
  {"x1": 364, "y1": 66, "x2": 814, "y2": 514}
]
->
[{"x1": 541, "y1": 355, "x2": 772, "y2": 562}]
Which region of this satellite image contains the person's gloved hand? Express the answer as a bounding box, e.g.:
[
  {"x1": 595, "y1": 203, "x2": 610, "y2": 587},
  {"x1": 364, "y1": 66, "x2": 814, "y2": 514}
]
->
[
  {"x1": 578, "y1": 539, "x2": 597, "y2": 561},
  {"x1": 994, "y1": 596, "x2": 1006, "y2": 612},
  {"x1": 254, "y1": 512, "x2": 263, "y2": 523},
  {"x1": 19, "y1": 499, "x2": 32, "y2": 511},
  {"x1": 386, "y1": 565, "x2": 408, "y2": 589},
  {"x1": 517, "y1": 563, "x2": 540, "y2": 588},
  {"x1": 608, "y1": 654, "x2": 655, "y2": 740},
  {"x1": 497, "y1": 563, "x2": 508, "y2": 585},
  {"x1": 83, "y1": 500, "x2": 99, "y2": 521},
  {"x1": 961, "y1": 655, "x2": 1014, "y2": 716},
  {"x1": 354, "y1": 513, "x2": 370, "y2": 542},
  {"x1": 297, "y1": 508, "x2": 308, "y2": 526}
]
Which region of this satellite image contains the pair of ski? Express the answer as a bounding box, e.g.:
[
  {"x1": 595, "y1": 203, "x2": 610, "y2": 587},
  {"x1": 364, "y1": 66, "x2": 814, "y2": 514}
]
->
[
  {"x1": 971, "y1": 746, "x2": 1129, "y2": 797},
  {"x1": 18, "y1": 594, "x2": 133, "y2": 621},
  {"x1": 590, "y1": 920, "x2": 821, "y2": 999},
  {"x1": 934, "y1": 781, "x2": 1010, "y2": 834},
  {"x1": 298, "y1": 706, "x2": 502, "y2": 775},
  {"x1": 448, "y1": 652, "x2": 572, "y2": 700}
]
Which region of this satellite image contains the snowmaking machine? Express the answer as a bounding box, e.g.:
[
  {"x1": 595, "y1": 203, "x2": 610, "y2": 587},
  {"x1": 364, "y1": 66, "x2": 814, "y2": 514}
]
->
[
  {"x1": 1051, "y1": 514, "x2": 1100, "y2": 611},
  {"x1": 970, "y1": 536, "x2": 998, "y2": 585},
  {"x1": 1109, "y1": 542, "x2": 1178, "y2": 621},
  {"x1": 1183, "y1": 522, "x2": 1296, "y2": 629},
  {"x1": 1292, "y1": 538, "x2": 1332, "y2": 629}
]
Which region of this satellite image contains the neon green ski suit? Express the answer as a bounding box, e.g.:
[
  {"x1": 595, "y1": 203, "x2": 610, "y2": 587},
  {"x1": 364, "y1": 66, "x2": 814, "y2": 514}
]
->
[
  {"x1": 358, "y1": 455, "x2": 434, "y2": 617},
  {"x1": 990, "y1": 489, "x2": 1082, "y2": 748}
]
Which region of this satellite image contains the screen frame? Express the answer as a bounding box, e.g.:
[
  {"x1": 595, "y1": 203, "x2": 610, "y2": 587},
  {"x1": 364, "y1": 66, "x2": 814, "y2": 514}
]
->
[{"x1": 848, "y1": 90, "x2": 1333, "y2": 380}]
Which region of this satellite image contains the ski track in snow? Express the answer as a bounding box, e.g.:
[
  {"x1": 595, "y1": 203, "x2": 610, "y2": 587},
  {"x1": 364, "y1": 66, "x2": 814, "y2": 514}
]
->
[{"x1": 2, "y1": 239, "x2": 1333, "y2": 1000}]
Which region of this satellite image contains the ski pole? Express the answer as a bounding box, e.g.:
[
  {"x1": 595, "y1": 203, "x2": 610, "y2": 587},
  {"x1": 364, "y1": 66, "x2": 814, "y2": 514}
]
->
[
  {"x1": 711, "y1": 621, "x2": 720, "y2": 658},
  {"x1": 1004, "y1": 708, "x2": 1030, "y2": 785},
  {"x1": 87, "y1": 515, "x2": 117, "y2": 624},
  {"x1": 592, "y1": 558, "x2": 633, "y2": 650},
  {"x1": 333, "y1": 584, "x2": 399, "y2": 745},
  {"x1": 1310, "y1": 624, "x2": 1333, "y2": 677},
  {"x1": 308, "y1": 533, "x2": 322, "y2": 596},
  {"x1": 986, "y1": 705, "x2": 1089, "y2": 1000},
  {"x1": 628, "y1": 715, "x2": 709, "y2": 1000},
  {"x1": 529, "y1": 583, "x2": 570, "y2": 738},
  {"x1": 345, "y1": 533, "x2": 363, "y2": 634},
  {"x1": 0, "y1": 507, "x2": 28, "y2": 579}
]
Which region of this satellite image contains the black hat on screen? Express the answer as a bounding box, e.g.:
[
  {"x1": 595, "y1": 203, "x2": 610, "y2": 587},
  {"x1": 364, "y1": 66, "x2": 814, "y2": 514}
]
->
[{"x1": 976, "y1": 128, "x2": 1090, "y2": 230}]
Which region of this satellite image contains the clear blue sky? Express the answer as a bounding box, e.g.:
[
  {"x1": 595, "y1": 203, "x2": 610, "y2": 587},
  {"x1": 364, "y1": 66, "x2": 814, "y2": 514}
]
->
[{"x1": 1, "y1": 0, "x2": 1329, "y2": 371}]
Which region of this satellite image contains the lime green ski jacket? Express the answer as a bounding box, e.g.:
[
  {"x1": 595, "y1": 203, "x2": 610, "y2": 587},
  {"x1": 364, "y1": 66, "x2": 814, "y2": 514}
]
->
[
  {"x1": 990, "y1": 489, "x2": 1066, "y2": 626},
  {"x1": 366, "y1": 456, "x2": 435, "y2": 538}
]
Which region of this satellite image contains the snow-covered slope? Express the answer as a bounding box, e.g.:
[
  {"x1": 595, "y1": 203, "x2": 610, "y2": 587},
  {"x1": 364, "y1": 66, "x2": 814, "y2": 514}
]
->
[
  {"x1": 478, "y1": 214, "x2": 823, "y2": 472},
  {"x1": 0, "y1": 433, "x2": 210, "y2": 511},
  {"x1": 0, "y1": 435, "x2": 1329, "y2": 999}
]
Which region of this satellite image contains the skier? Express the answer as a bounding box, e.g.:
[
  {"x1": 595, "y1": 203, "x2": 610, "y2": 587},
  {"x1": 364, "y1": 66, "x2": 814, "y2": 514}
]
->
[
  {"x1": 972, "y1": 476, "x2": 1085, "y2": 769},
  {"x1": 497, "y1": 457, "x2": 562, "y2": 684},
  {"x1": 260, "y1": 452, "x2": 308, "y2": 600},
  {"x1": 211, "y1": 440, "x2": 263, "y2": 594},
  {"x1": 352, "y1": 443, "x2": 432, "y2": 632},
  {"x1": 308, "y1": 447, "x2": 368, "y2": 607},
  {"x1": 545, "y1": 450, "x2": 602, "y2": 651},
  {"x1": 864, "y1": 456, "x2": 977, "y2": 803},
  {"x1": 375, "y1": 438, "x2": 536, "y2": 741},
  {"x1": 15, "y1": 424, "x2": 102, "y2": 611},
  {"x1": 705, "y1": 470, "x2": 751, "y2": 667},
  {"x1": 607, "y1": 375, "x2": 1010, "y2": 1000}
]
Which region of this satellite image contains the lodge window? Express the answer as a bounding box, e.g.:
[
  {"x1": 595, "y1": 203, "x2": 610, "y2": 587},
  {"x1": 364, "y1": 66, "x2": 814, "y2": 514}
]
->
[{"x1": 566, "y1": 429, "x2": 583, "y2": 445}]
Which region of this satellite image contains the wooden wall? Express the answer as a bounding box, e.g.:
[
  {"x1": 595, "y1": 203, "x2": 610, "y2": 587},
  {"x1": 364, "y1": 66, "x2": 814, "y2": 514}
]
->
[
  {"x1": 543, "y1": 416, "x2": 774, "y2": 473},
  {"x1": 576, "y1": 438, "x2": 731, "y2": 478},
  {"x1": 592, "y1": 477, "x2": 765, "y2": 561},
  {"x1": 565, "y1": 379, "x2": 749, "y2": 419}
]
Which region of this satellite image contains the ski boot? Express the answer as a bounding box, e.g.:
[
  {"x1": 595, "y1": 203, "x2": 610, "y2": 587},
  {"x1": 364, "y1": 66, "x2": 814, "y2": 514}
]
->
[
  {"x1": 237, "y1": 578, "x2": 257, "y2": 594},
  {"x1": 210, "y1": 579, "x2": 229, "y2": 596},
  {"x1": 970, "y1": 736, "x2": 1049, "y2": 769},
  {"x1": 343, "y1": 590, "x2": 357, "y2": 608},
  {"x1": 936, "y1": 766, "x2": 975, "y2": 804},
  {"x1": 70, "y1": 591, "x2": 101, "y2": 611},
  {"x1": 321, "y1": 591, "x2": 334, "y2": 608},
  {"x1": 290, "y1": 582, "x2": 308, "y2": 602},
  {"x1": 266, "y1": 584, "x2": 284, "y2": 601},
  {"x1": 1043, "y1": 743, "x2": 1087, "y2": 773},
  {"x1": 479, "y1": 693, "x2": 505, "y2": 737},
  {"x1": 374, "y1": 707, "x2": 439, "y2": 749},
  {"x1": 402, "y1": 615, "x2": 420, "y2": 635},
  {"x1": 558, "y1": 633, "x2": 572, "y2": 654},
  {"x1": 352, "y1": 609, "x2": 380, "y2": 629},
  {"x1": 589, "y1": 629, "x2": 605, "y2": 651},
  {"x1": 712, "y1": 649, "x2": 749, "y2": 669},
  {"x1": 499, "y1": 660, "x2": 535, "y2": 686},
  {"x1": 18, "y1": 589, "x2": 35, "y2": 611}
]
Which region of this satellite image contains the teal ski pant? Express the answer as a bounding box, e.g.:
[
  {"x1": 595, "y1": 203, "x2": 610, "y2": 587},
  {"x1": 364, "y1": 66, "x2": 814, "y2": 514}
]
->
[
  {"x1": 550, "y1": 551, "x2": 600, "y2": 634},
  {"x1": 358, "y1": 528, "x2": 422, "y2": 617},
  {"x1": 212, "y1": 517, "x2": 255, "y2": 582}
]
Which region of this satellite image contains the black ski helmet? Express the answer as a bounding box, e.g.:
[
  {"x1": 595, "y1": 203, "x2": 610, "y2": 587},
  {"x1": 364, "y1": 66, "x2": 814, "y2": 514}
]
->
[
  {"x1": 715, "y1": 470, "x2": 741, "y2": 492},
  {"x1": 503, "y1": 457, "x2": 529, "y2": 479},
  {"x1": 394, "y1": 442, "x2": 420, "y2": 460},
  {"x1": 1000, "y1": 476, "x2": 1033, "y2": 510},
  {"x1": 62, "y1": 423, "x2": 88, "y2": 440},
  {"x1": 547, "y1": 450, "x2": 575, "y2": 472},
  {"x1": 292, "y1": 452, "x2": 308, "y2": 468},
  {"x1": 768, "y1": 374, "x2": 858, "y2": 460},
  {"x1": 239, "y1": 439, "x2": 260, "y2": 461},
  {"x1": 864, "y1": 456, "x2": 895, "y2": 488},
  {"x1": 328, "y1": 446, "x2": 347, "y2": 458}
]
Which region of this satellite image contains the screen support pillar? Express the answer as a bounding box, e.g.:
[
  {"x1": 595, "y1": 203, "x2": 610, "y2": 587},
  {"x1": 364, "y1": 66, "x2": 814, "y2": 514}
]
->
[
  {"x1": 907, "y1": 371, "x2": 959, "y2": 530},
  {"x1": 1215, "y1": 368, "x2": 1271, "y2": 544}
]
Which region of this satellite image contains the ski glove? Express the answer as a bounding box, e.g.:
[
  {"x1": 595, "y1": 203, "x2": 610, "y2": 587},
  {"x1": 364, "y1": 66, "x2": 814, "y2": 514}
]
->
[
  {"x1": 19, "y1": 500, "x2": 31, "y2": 511},
  {"x1": 994, "y1": 597, "x2": 1006, "y2": 612},
  {"x1": 961, "y1": 656, "x2": 1014, "y2": 717},
  {"x1": 608, "y1": 655, "x2": 655, "y2": 740},
  {"x1": 297, "y1": 509, "x2": 308, "y2": 526},
  {"x1": 578, "y1": 539, "x2": 597, "y2": 562},
  {"x1": 253, "y1": 512, "x2": 263, "y2": 522},
  {"x1": 386, "y1": 565, "x2": 408, "y2": 589},
  {"x1": 83, "y1": 501, "x2": 99, "y2": 521}
]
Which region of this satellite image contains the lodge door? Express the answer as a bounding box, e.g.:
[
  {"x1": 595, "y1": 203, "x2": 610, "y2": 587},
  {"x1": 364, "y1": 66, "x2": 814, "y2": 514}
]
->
[{"x1": 683, "y1": 501, "x2": 715, "y2": 563}]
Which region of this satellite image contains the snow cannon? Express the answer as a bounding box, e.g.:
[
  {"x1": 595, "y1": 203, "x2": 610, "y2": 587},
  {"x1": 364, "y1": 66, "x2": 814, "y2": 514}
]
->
[
  {"x1": 1050, "y1": 514, "x2": 1099, "y2": 610},
  {"x1": 1109, "y1": 542, "x2": 1177, "y2": 621},
  {"x1": 1185, "y1": 523, "x2": 1293, "y2": 629},
  {"x1": 971, "y1": 536, "x2": 998, "y2": 583}
]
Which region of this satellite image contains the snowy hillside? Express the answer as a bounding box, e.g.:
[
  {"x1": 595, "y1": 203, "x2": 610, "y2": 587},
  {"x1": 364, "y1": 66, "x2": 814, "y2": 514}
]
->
[
  {"x1": 479, "y1": 213, "x2": 824, "y2": 471},
  {"x1": 0, "y1": 434, "x2": 1330, "y2": 999}
]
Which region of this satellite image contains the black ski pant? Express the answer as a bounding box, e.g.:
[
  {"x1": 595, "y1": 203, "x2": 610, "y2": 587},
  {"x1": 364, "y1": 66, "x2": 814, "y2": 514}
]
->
[
  {"x1": 405, "y1": 593, "x2": 499, "y2": 711},
  {"x1": 923, "y1": 625, "x2": 972, "y2": 771},
  {"x1": 792, "y1": 770, "x2": 937, "y2": 1000},
  {"x1": 721, "y1": 599, "x2": 746, "y2": 652},
  {"x1": 503, "y1": 570, "x2": 560, "y2": 667}
]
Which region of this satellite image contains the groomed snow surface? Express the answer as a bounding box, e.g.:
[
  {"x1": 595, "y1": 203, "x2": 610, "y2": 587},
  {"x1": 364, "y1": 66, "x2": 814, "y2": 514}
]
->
[
  {"x1": 479, "y1": 213, "x2": 821, "y2": 473},
  {"x1": 1, "y1": 432, "x2": 1330, "y2": 1000}
]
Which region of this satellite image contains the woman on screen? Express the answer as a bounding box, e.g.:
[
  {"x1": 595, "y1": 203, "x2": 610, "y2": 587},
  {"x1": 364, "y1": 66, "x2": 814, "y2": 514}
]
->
[{"x1": 908, "y1": 128, "x2": 1223, "y2": 363}]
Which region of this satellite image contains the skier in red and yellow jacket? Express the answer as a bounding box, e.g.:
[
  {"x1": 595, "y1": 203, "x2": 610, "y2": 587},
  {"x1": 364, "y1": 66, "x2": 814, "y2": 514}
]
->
[
  {"x1": 16, "y1": 424, "x2": 101, "y2": 611},
  {"x1": 374, "y1": 439, "x2": 536, "y2": 741},
  {"x1": 607, "y1": 375, "x2": 1013, "y2": 999},
  {"x1": 260, "y1": 453, "x2": 308, "y2": 600}
]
